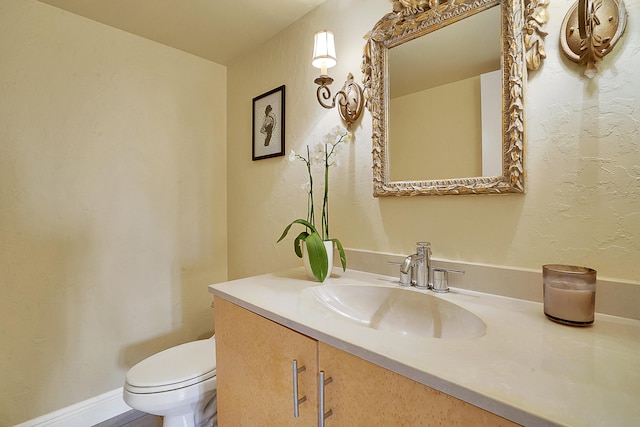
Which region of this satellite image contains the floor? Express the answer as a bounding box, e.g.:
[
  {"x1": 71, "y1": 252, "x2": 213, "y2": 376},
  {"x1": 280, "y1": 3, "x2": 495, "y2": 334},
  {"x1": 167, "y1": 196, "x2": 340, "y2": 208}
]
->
[{"x1": 94, "y1": 410, "x2": 162, "y2": 427}]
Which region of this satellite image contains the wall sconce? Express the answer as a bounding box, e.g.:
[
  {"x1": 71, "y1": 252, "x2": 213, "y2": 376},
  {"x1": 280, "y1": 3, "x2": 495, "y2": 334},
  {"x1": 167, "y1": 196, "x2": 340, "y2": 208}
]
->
[
  {"x1": 312, "y1": 30, "x2": 364, "y2": 128},
  {"x1": 560, "y1": 0, "x2": 627, "y2": 78}
]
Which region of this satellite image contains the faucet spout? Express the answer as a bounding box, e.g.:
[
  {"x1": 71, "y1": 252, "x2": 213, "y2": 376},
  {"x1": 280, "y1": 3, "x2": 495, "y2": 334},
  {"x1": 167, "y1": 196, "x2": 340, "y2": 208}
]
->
[
  {"x1": 400, "y1": 253, "x2": 424, "y2": 287},
  {"x1": 400, "y1": 253, "x2": 421, "y2": 274}
]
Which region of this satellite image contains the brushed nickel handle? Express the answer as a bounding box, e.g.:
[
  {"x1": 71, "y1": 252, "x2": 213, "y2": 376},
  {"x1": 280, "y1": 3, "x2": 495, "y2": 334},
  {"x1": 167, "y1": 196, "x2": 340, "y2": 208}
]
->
[
  {"x1": 318, "y1": 371, "x2": 334, "y2": 426},
  {"x1": 292, "y1": 360, "x2": 307, "y2": 417}
]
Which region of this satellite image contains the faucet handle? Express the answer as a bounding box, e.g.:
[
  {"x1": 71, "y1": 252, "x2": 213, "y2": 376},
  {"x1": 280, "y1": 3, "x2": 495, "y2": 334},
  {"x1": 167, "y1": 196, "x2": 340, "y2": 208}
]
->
[
  {"x1": 416, "y1": 242, "x2": 430, "y2": 254},
  {"x1": 431, "y1": 267, "x2": 464, "y2": 293}
]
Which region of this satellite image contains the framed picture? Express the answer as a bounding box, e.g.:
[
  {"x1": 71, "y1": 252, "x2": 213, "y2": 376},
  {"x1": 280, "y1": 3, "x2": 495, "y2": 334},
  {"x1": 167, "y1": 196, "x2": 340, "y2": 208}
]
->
[{"x1": 252, "y1": 85, "x2": 285, "y2": 161}]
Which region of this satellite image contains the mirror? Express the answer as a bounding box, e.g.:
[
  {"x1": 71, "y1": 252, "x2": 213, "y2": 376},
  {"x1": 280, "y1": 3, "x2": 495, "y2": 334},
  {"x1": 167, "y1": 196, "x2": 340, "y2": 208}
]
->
[
  {"x1": 389, "y1": 7, "x2": 501, "y2": 181},
  {"x1": 362, "y1": 0, "x2": 549, "y2": 196}
]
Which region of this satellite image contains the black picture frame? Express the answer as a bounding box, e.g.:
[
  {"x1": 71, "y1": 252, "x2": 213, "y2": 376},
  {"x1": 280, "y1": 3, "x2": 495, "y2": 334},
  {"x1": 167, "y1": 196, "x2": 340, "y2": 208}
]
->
[{"x1": 252, "y1": 85, "x2": 285, "y2": 161}]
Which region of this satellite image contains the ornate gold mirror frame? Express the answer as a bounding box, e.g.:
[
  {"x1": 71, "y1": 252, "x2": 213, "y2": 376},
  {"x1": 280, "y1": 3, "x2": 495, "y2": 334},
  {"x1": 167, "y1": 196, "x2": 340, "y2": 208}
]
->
[{"x1": 362, "y1": 0, "x2": 549, "y2": 196}]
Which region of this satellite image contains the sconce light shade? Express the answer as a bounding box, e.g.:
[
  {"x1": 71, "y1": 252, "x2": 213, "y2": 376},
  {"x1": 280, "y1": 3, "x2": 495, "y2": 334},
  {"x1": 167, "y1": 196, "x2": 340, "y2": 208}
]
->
[{"x1": 312, "y1": 30, "x2": 337, "y2": 75}]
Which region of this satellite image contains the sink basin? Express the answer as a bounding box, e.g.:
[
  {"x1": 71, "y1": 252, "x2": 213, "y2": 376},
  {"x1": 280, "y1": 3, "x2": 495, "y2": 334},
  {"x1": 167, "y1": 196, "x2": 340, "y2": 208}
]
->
[{"x1": 302, "y1": 285, "x2": 486, "y2": 339}]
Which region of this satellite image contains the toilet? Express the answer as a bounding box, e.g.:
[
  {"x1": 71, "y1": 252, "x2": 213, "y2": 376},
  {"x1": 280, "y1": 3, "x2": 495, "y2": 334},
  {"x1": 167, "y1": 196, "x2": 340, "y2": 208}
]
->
[{"x1": 123, "y1": 336, "x2": 217, "y2": 427}]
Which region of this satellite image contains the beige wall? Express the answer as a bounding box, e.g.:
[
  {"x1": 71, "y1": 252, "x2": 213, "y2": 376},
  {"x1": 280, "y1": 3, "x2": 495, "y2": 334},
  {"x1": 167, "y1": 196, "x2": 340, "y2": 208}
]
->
[
  {"x1": 227, "y1": 0, "x2": 640, "y2": 284},
  {"x1": 390, "y1": 76, "x2": 483, "y2": 181},
  {"x1": 0, "y1": 0, "x2": 227, "y2": 424}
]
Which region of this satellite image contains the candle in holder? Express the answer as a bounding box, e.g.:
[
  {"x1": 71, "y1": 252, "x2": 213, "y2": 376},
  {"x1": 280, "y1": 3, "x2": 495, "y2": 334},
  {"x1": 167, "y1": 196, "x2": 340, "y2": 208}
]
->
[{"x1": 543, "y1": 264, "x2": 596, "y2": 326}]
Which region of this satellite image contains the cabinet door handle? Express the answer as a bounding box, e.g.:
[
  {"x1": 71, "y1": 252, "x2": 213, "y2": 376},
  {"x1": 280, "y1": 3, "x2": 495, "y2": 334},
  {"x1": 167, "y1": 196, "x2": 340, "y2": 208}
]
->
[
  {"x1": 318, "y1": 371, "x2": 334, "y2": 426},
  {"x1": 292, "y1": 360, "x2": 307, "y2": 417}
]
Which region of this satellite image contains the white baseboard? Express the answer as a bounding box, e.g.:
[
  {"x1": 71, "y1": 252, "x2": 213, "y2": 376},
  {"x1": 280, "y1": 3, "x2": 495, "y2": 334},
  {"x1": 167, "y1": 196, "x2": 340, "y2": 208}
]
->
[{"x1": 14, "y1": 388, "x2": 131, "y2": 427}]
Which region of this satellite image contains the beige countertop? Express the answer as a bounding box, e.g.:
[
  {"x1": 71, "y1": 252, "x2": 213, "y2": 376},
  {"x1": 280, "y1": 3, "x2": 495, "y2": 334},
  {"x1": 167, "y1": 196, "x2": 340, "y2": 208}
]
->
[{"x1": 209, "y1": 268, "x2": 640, "y2": 427}]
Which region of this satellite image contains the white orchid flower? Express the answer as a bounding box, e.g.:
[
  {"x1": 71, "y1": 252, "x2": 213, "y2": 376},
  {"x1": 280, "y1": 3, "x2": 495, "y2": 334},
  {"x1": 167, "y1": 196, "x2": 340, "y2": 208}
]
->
[
  {"x1": 311, "y1": 143, "x2": 325, "y2": 162},
  {"x1": 288, "y1": 149, "x2": 297, "y2": 163}
]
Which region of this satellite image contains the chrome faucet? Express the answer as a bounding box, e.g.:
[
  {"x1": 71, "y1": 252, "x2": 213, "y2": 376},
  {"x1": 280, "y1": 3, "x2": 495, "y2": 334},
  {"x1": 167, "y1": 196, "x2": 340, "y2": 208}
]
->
[
  {"x1": 399, "y1": 242, "x2": 464, "y2": 292},
  {"x1": 400, "y1": 242, "x2": 431, "y2": 288}
]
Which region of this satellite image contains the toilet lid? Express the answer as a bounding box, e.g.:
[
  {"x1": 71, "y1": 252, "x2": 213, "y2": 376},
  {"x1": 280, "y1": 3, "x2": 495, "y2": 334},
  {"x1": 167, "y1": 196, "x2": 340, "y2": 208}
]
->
[{"x1": 126, "y1": 338, "x2": 216, "y2": 389}]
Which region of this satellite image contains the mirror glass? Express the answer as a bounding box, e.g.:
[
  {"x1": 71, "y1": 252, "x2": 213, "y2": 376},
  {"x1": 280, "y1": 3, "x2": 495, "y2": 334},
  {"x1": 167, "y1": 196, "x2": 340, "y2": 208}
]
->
[
  {"x1": 388, "y1": 7, "x2": 501, "y2": 181},
  {"x1": 363, "y1": 0, "x2": 548, "y2": 196}
]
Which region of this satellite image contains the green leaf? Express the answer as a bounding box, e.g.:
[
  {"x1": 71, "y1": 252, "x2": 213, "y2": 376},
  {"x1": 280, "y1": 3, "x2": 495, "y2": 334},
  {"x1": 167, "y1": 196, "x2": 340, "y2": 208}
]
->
[
  {"x1": 304, "y1": 232, "x2": 328, "y2": 282},
  {"x1": 277, "y1": 222, "x2": 294, "y2": 243},
  {"x1": 293, "y1": 231, "x2": 309, "y2": 258},
  {"x1": 331, "y1": 238, "x2": 347, "y2": 271},
  {"x1": 277, "y1": 218, "x2": 318, "y2": 243}
]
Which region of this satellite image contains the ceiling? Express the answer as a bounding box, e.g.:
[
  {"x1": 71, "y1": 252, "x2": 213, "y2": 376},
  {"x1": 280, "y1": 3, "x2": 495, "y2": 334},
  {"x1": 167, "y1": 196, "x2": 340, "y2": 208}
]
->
[
  {"x1": 390, "y1": 6, "x2": 501, "y2": 98},
  {"x1": 38, "y1": 0, "x2": 328, "y2": 65}
]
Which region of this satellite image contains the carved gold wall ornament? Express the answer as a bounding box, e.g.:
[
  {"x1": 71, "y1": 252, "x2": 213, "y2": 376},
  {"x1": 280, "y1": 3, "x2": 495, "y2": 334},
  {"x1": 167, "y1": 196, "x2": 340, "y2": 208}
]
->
[
  {"x1": 560, "y1": 0, "x2": 627, "y2": 78},
  {"x1": 525, "y1": 0, "x2": 550, "y2": 70}
]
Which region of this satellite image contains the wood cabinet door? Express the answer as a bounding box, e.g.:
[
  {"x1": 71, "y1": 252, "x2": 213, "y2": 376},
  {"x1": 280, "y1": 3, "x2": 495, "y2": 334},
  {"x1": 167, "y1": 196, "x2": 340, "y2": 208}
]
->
[
  {"x1": 215, "y1": 298, "x2": 318, "y2": 426},
  {"x1": 318, "y1": 342, "x2": 519, "y2": 427}
]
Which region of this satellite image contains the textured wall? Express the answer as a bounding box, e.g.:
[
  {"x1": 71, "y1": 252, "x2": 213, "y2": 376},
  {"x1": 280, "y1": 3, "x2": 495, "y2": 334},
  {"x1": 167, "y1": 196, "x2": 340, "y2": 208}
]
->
[
  {"x1": 227, "y1": 0, "x2": 639, "y2": 283},
  {"x1": 0, "y1": 0, "x2": 227, "y2": 424}
]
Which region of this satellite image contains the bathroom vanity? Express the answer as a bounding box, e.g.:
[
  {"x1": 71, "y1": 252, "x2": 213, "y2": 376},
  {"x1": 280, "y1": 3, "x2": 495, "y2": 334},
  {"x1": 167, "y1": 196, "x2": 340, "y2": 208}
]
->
[{"x1": 208, "y1": 268, "x2": 640, "y2": 426}]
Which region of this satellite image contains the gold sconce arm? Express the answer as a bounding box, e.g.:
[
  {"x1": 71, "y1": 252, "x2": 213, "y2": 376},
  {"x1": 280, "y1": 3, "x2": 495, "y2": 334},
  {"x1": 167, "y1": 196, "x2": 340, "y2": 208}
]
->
[
  {"x1": 315, "y1": 75, "x2": 336, "y2": 108},
  {"x1": 560, "y1": 0, "x2": 627, "y2": 78},
  {"x1": 314, "y1": 73, "x2": 364, "y2": 128}
]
